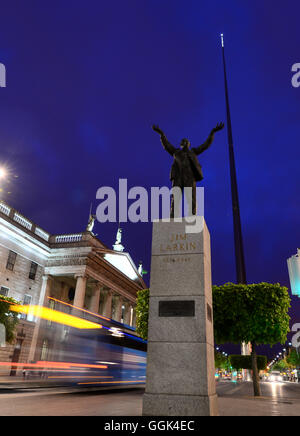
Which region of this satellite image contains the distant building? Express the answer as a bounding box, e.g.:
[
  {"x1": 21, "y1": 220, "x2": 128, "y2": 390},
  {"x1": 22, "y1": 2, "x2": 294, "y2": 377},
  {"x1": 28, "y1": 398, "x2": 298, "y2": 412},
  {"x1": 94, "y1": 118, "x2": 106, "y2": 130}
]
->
[
  {"x1": 287, "y1": 249, "x2": 300, "y2": 297},
  {"x1": 0, "y1": 201, "x2": 146, "y2": 372}
]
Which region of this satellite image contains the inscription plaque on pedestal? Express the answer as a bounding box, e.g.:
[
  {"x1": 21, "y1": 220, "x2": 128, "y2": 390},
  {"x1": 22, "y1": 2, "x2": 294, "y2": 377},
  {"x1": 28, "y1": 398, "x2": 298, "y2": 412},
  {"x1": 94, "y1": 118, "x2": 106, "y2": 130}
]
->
[{"x1": 159, "y1": 300, "x2": 195, "y2": 317}]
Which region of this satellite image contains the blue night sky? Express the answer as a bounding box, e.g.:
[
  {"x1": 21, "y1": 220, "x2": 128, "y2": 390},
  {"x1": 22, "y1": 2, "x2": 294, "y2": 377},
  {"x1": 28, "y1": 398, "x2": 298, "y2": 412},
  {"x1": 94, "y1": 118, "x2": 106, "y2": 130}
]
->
[{"x1": 0, "y1": 1, "x2": 299, "y2": 357}]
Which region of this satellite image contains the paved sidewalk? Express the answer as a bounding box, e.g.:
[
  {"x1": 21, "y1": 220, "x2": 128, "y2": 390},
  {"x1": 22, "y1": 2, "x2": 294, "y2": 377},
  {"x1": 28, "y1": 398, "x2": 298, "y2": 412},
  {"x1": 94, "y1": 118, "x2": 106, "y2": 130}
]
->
[
  {"x1": 218, "y1": 395, "x2": 300, "y2": 416},
  {"x1": 217, "y1": 381, "x2": 300, "y2": 416}
]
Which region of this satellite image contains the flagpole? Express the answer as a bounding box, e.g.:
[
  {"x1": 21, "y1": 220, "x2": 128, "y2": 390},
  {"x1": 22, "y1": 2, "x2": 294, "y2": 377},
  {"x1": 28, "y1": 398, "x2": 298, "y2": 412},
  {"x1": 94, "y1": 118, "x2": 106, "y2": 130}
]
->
[{"x1": 220, "y1": 34, "x2": 247, "y2": 285}]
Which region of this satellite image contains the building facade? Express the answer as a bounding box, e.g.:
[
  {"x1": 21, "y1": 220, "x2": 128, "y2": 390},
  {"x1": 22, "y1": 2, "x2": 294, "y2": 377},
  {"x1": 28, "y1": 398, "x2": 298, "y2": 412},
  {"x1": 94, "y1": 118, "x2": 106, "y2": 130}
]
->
[{"x1": 0, "y1": 201, "x2": 146, "y2": 373}]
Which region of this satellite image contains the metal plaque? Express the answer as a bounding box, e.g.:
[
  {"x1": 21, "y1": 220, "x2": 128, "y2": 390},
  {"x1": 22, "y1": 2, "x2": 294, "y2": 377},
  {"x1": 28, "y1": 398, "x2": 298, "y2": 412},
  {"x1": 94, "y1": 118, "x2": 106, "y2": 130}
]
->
[{"x1": 159, "y1": 300, "x2": 195, "y2": 317}]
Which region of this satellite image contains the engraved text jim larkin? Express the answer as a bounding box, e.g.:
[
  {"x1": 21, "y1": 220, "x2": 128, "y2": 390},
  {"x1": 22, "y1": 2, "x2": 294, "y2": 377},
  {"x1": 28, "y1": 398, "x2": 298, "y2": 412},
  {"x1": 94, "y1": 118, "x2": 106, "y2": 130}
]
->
[{"x1": 160, "y1": 232, "x2": 198, "y2": 253}]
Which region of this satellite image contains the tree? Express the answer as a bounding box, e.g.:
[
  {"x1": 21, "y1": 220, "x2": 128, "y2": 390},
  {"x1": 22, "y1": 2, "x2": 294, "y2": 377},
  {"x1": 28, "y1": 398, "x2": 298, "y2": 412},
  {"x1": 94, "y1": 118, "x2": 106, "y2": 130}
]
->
[
  {"x1": 286, "y1": 349, "x2": 300, "y2": 368},
  {"x1": 0, "y1": 295, "x2": 19, "y2": 344},
  {"x1": 229, "y1": 355, "x2": 267, "y2": 371},
  {"x1": 272, "y1": 359, "x2": 288, "y2": 372},
  {"x1": 135, "y1": 289, "x2": 149, "y2": 341},
  {"x1": 215, "y1": 351, "x2": 231, "y2": 372},
  {"x1": 213, "y1": 283, "x2": 290, "y2": 396}
]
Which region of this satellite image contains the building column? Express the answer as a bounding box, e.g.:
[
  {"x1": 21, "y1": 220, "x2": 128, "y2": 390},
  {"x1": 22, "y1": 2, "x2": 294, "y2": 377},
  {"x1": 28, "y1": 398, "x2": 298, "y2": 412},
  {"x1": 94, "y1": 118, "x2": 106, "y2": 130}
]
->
[
  {"x1": 132, "y1": 307, "x2": 137, "y2": 328},
  {"x1": 89, "y1": 282, "x2": 101, "y2": 313},
  {"x1": 73, "y1": 274, "x2": 87, "y2": 309},
  {"x1": 129, "y1": 305, "x2": 134, "y2": 326},
  {"x1": 115, "y1": 296, "x2": 123, "y2": 323},
  {"x1": 123, "y1": 302, "x2": 131, "y2": 325},
  {"x1": 28, "y1": 275, "x2": 53, "y2": 362},
  {"x1": 38, "y1": 275, "x2": 54, "y2": 308},
  {"x1": 103, "y1": 290, "x2": 113, "y2": 319},
  {"x1": 60, "y1": 282, "x2": 70, "y2": 302}
]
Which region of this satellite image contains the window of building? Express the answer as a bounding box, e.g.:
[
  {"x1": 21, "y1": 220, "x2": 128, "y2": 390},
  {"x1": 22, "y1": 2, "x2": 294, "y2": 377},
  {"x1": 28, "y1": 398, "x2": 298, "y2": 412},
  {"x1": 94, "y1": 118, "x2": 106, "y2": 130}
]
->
[
  {"x1": 6, "y1": 251, "x2": 17, "y2": 271},
  {"x1": 23, "y1": 294, "x2": 32, "y2": 305},
  {"x1": 20, "y1": 294, "x2": 32, "y2": 320},
  {"x1": 29, "y1": 262, "x2": 38, "y2": 280},
  {"x1": 0, "y1": 286, "x2": 9, "y2": 297}
]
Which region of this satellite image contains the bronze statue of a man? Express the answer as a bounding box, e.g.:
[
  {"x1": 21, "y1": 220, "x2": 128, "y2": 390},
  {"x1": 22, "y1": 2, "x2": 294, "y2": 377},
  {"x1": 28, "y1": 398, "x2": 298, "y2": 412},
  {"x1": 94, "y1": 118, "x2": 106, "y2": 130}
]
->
[{"x1": 152, "y1": 123, "x2": 224, "y2": 217}]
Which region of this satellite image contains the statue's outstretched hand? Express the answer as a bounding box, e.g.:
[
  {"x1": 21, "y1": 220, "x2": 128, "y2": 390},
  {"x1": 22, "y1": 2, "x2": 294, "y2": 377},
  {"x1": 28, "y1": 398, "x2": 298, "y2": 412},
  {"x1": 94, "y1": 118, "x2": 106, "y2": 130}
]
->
[
  {"x1": 212, "y1": 122, "x2": 225, "y2": 133},
  {"x1": 152, "y1": 125, "x2": 164, "y2": 135}
]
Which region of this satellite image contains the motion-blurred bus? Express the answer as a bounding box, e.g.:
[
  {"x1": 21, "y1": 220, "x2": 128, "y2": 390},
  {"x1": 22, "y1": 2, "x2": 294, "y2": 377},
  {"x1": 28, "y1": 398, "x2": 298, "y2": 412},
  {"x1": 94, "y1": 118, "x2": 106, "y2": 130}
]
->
[{"x1": 13, "y1": 298, "x2": 147, "y2": 388}]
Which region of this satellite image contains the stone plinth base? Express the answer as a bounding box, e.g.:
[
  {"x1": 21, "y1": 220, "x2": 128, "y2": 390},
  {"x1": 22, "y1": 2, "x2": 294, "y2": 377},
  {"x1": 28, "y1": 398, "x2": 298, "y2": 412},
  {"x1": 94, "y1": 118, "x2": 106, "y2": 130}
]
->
[
  {"x1": 142, "y1": 217, "x2": 218, "y2": 416},
  {"x1": 143, "y1": 393, "x2": 219, "y2": 416}
]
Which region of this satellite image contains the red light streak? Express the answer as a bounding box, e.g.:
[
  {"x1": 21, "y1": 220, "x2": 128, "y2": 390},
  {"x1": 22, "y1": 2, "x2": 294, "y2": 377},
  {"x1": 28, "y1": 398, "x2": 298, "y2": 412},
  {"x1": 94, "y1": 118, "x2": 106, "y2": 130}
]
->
[
  {"x1": 0, "y1": 361, "x2": 107, "y2": 370},
  {"x1": 77, "y1": 380, "x2": 145, "y2": 385}
]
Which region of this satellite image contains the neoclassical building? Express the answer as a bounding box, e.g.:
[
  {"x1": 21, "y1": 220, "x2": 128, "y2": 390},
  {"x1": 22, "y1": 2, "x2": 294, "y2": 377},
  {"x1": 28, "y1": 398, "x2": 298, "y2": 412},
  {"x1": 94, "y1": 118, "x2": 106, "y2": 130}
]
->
[{"x1": 0, "y1": 201, "x2": 146, "y2": 369}]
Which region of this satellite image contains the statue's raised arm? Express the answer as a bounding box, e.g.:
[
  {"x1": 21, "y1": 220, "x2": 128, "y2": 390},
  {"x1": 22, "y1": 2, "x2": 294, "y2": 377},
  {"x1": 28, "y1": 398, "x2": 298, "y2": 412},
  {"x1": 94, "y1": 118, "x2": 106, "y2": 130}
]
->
[
  {"x1": 152, "y1": 124, "x2": 177, "y2": 156},
  {"x1": 192, "y1": 122, "x2": 224, "y2": 156}
]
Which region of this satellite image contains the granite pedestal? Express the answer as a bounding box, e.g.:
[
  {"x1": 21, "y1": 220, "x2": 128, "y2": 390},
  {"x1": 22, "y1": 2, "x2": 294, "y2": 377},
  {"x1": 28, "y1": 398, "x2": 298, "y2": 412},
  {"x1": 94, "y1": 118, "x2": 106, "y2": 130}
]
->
[{"x1": 142, "y1": 217, "x2": 218, "y2": 416}]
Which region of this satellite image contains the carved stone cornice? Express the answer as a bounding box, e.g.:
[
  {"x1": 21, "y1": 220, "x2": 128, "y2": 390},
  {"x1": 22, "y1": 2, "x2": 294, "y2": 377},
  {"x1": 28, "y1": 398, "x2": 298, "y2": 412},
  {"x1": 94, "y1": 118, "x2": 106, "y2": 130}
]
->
[{"x1": 45, "y1": 254, "x2": 88, "y2": 267}]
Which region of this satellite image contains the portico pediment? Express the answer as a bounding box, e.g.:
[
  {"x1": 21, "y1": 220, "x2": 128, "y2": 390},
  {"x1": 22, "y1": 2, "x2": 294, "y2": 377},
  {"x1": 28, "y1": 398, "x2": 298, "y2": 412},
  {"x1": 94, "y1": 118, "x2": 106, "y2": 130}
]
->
[{"x1": 103, "y1": 251, "x2": 141, "y2": 282}]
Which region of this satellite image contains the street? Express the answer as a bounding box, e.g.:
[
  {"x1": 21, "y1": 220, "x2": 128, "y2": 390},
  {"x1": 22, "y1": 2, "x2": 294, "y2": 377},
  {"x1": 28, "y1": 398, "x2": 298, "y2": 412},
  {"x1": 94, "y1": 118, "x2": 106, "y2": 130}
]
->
[
  {"x1": 0, "y1": 381, "x2": 300, "y2": 416},
  {"x1": 0, "y1": 386, "x2": 144, "y2": 416},
  {"x1": 217, "y1": 379, "x2": 300, "y2": 400}
]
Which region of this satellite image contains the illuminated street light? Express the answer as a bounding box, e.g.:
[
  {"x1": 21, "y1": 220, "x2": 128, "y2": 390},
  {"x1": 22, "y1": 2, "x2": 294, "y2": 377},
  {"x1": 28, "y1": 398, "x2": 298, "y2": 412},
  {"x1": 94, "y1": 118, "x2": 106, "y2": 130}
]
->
[
  {"x1": 0, "y1": 167, "x2": 7, "y2": 179},
  {"x1": 0, "y1": 165, "x2": 18, "y2": 198}
]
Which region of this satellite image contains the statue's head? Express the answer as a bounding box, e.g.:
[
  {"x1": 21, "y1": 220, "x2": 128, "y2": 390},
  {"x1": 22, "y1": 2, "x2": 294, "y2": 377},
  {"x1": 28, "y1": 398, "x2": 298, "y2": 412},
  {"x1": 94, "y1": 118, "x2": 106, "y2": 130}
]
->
[{"x1": 180, "y1": 138, "x2": 191, "y2": 149}]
